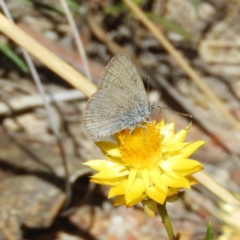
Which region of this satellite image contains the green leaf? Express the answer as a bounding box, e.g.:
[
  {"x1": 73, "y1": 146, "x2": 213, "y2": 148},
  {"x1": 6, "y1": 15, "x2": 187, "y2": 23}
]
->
[
  {"x1": 66, "y1": 0, "x2": 79, "y2": 10},
  {"x1": 16, "y1": 0, "x2": 64, "y2": 14},
  {"x1": 134, "y1": 0, "x2": 147, "y2": 4},
  {"x1": 192, "y1": 0, "x2": 201, "y2": 19},
  {"x1": 32, "y1": 2, "x2": 64, "y2": 14},
  {"x1": 104, "y1": 4, "x2": 126, "y2": 15},
  {"x1": 104, "y1": 0, "x2": 146, "y2": 15},
  {"x1": 0, "y1": 44, "x2": 29, "y2": 74},
  {"x1": 16, "y1": 0, "x2": 31, "y2": 4},
  {"x1": 17, "y1": 0, "x2": 79, "y2": 13},
  {"x1": 205, "y1": 221, "x2": 213, "y2": 240},
  {"x1": 146, "y1": 12, "x2": 192, "y2": 41}
]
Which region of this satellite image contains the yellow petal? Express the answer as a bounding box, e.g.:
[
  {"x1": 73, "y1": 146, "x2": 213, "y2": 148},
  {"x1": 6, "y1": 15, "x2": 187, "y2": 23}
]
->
[
  {"x1": 187, "y1": 176, "x2": 199, "y2": 186},
  {"x1": 125, "y1": 178, "x2": 145, "y2": 204},
  {"x1": 113, "y1": 195, "x2": 126, "y2": 206},
  {"x1": 167, "y1": 158, "x2": 203, "y2": 175},
  {"x1": 90, "y1": 177, "x2": 124, "y2": 186},
  {"x1": 156, "y1": 118, "x2": 164, "y2": 130},
  {"x1": 176, "y1": 140, "x2": 205, "y2": 158},
  {"x1": 160, "y1": 161, "x2": 177, "y2": 178},
  {"x1": 162, "y1": 173, "x2": 190, "y2": 189},
  {"x1": 84, "y1": 159, "x2": 121, "y2": 171},
  {"x1": 161, "y1": 123, "x2": 174, "y2": 143},
  {"x1": 145, "y1": 186, "x2": 166, "y2": 204},
  {"x1": 149, "y1": 167, "x2": 167, "y2": 193},
  {"x1": 126, "y1": 168, "x2": 138, "y2": 192},
  {"x1": 162, "y1": 142, "x2": 189, "y2": 152},
  {"x1": 167, "y1": 187, "x2": 179, "y2": 197},
  {"x1": 95, "y1": 141, "x2": 121, "y2": 158},
  {"x1": 126, "y1": 193, "x2": 146, "y2": 207},
  {"x1": 142, "y1": 199, "x2": 157, "y2": 218},
  {"x1": 109, "y1": 179, "x2": 127, "y2": 198},
  {"x1": 93, "y1": 166, "x2": 128, "y2": 179},
  {"x1": 141, "y1": 169, "x2": 150, "y2": 189},
  {"x1": 171, "y1": 127, "x2": 188, "y2": 143}
]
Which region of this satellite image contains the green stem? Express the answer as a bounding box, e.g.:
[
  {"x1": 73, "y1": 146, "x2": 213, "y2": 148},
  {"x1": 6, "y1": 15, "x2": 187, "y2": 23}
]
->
[{"x1": 157, "y1": 204, "x2": 176, "y2": 240}]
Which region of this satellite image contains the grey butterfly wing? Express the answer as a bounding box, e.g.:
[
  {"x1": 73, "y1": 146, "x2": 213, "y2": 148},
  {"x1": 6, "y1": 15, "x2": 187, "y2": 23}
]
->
[
  {"x1": 99, "y1": 53, "x2": 148, "y2": 108},
  {"x1": 84, "y1": 53, "x2": 150, "y2": 139},
  {"x1": 84, "y1": 88, "x2": 147, "y2": 139}
]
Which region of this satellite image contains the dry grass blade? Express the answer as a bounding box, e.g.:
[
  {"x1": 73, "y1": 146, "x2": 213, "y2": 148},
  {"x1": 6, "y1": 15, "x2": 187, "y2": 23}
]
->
[
  {"x1": 194, "y1": 172, "x2": 240, "y2": 208},
  {"x1": 59, "y1": 0, "x2": 92, "y2": 81},
  {"x1": 122, "y1": 0, "x2": 240, "y2": 133},
  {"x1": 0, "y1": 13, "x2": 97, "y2": 97}
]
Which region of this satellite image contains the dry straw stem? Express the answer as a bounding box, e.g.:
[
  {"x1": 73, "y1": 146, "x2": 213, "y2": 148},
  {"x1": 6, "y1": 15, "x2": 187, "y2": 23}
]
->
[
  {"x1": 122, "y1": 0, "x2": 240, "y2": 207},
  {"x1": 59, "y1": 0, "x2": 92, "y2": 81},
  {"x1": 122, "y1": 0, "x2": 240, "y2": 133},
  {"x1": 0, "y1": 13, "x2": 97, "y2": 98},
  {"x1": 194, "y1": 172, "x2": 240, "y2": 208}
]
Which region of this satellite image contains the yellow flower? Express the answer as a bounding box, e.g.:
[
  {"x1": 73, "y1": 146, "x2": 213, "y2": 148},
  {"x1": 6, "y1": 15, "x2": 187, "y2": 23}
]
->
[{"x1": 84, "y1": 119, "x2": 205, "y2": 218}]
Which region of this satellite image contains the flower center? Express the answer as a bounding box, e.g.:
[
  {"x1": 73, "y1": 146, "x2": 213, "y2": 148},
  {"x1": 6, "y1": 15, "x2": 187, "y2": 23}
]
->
[{"x1": 118, "y1": 122, "x2": 162, "y2": 169}]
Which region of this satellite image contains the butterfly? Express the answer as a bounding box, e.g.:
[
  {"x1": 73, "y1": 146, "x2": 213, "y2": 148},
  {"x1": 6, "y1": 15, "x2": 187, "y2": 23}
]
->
[{"x1": 84, "y1": 53, "x2": 154, "y2": 139}]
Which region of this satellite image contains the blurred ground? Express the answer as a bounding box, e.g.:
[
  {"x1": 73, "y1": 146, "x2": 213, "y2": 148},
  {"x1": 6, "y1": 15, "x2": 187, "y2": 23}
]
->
[{"x1": 0, "y1": 0, "x2": 240, "y2": 239}]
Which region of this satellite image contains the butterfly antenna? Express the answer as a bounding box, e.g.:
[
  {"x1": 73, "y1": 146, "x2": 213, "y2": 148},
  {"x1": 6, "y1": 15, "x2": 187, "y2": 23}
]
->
[{"x1": 156, "y1": 106, "x2": 193, "y2": 119}]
